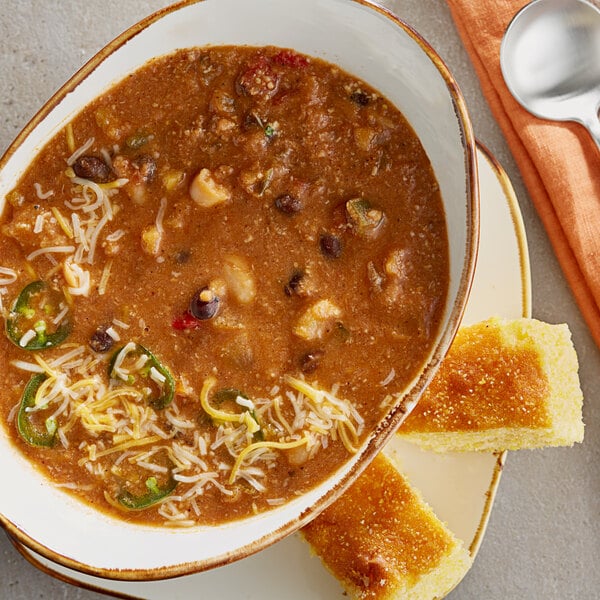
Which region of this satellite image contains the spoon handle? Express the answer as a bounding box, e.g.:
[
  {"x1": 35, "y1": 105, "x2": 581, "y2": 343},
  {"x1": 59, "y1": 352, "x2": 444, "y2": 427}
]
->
[{"x1": 583, "y1": 112, "x2": 600, "y2": 154}]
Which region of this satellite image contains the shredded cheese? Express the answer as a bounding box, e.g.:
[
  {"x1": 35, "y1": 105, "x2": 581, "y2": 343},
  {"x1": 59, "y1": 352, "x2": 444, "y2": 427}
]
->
[
  {"x1": 86, "y1": 211, "x2": 110, "y2": 265},
  {"x1": 18, "y1": 329, "x2": 37, "y2": 347},
  {"x1": 10, "y1": 359, "x2": 45, "y2": 373},
  {"x1": 63, "y1": 257, "x2": 91, "y2": 296},
  {"x1": 105, "y1": 326, "x2": 120, "y2": 342},
  {"x1": 105, "y1": 229, "x2": 125, "y2": 242},
  {"x1": 70, "y1": 213, "x2": 87, "y2": 249},
  {"x1": 273, "y1": 395, "x2": 294, "y2": 436},
  {"x1": 32, "y1": 354, "x2": 59, "y2": 378},
  {"x1": 236, "y1": 396, "x2": 255, "y2": 410},
  {"x1": 285, "y1": 376, "x2": 364, "y2": 453},
  {"x1": 380, "y1": 367, "x2": 396, "y2": 386},
  {"x1": 0, "y1": 266, "x2": 17, "y2": 286},
  {"x1": 90, "y1": 435, "x2": 163, "y2": 461},
  {"x1": 98, "y1": 260, "x2": 113, "y2": 296},
  {"x1": 33, "y1": 213, "x2": 45, "y2": 234},
  {"x1": 229, "y1": 437, "x2": 310, "y2": 484},
  {"x1": 156, "y1": 197, "x2": 167, "y2": 235},
  {"x1": 149, "y1": 366, "x2": 166, "y2": 384},
  {"x1": 6, "y1": 310, "x2": 365, "y2": 525},
  {"x1": 48, "y1": 346, "x2": 84, "y2": 369},
  {"x1": 51, "y1": 207, "x2": 74, "y2": 239},
  {"x1": 99, "y1": 147, "x2": 112, "y2": 168},
  {"x1": 26, "y1": 245, "x2": 76, "y2": 262},
  {"x1": 62, "y1": 174, "x2": 116, "y2": 268},
  {"x1": 66, "y1": 136, "x2": 94, "y2": 166},
  {"x1": 33, "y1": 182, "x2": 54, "y2": 200},
  {"x1": 99, "y1": 177, "x2": 128, "y2": 191},
  {"x1": 110, "y1": 342, "x2": 138, "y2": 381},
  {"x1": 52, "y1": 303, "x2": 70, "y2": 326}
]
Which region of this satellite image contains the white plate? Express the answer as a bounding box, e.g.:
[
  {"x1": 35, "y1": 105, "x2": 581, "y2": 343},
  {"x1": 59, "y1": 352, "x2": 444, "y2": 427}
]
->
[{"x1": 12, "y1": 143, "x2": 530, "y2": 598}]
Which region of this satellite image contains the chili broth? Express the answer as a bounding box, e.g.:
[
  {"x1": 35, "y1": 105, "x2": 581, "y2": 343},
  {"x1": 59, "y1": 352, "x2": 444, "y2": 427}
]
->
[{"x1": 0, "y1": 46, "x2": 448, "y2": 526}]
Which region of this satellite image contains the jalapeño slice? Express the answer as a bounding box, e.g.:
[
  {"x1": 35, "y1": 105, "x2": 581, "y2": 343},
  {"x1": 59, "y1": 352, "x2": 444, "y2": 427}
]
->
[
  {"x1": 17, "y1": 373, "x2": 58, "y2": 447},
  {"x1": 116, "y1": 473, "x2": 178, "y2": 510},
  {"x1": 6, "y1": 281, "x2": 72, "y2": 350},
  {"x1": 109, "y1": 342, "x2": 175, "y2": 409},
  {"x1": 114, "y1": 449, "x2": 178, "y2": 510}
]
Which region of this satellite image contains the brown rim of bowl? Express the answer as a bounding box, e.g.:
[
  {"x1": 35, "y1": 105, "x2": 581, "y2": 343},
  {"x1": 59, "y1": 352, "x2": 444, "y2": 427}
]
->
[{"x1": 0, "y1": 0, "x2": 479, "y2": 581}]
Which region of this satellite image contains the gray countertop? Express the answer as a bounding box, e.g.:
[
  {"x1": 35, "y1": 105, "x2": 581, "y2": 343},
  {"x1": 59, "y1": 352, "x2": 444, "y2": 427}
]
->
[{"x1": 1, "y1": 1, "x2": 598, "y2": 598}]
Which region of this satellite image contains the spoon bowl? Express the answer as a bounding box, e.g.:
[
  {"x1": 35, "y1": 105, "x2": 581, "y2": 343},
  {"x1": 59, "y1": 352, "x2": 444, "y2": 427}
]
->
[{"x1": 500, "y1": 0, "x2": 600, "y2": 149}]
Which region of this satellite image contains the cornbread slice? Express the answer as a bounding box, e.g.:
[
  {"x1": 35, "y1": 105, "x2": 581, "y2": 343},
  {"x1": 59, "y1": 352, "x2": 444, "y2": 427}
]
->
[
  {"x1": 301, "y1": 453, "x2": 472, "y2": 600},
  {"x1": 398, "y1": 317, "x2": 584, "y2": 452}
]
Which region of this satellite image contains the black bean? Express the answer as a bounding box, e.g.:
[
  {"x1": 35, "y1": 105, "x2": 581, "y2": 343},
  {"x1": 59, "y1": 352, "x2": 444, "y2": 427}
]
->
[
  {"x1": 189, "y1": 287, "x2": 220, "y2": 320},
  {"x1": 73, "y1": 155, "x2": 113, "y2": 183},
  {"x1": 300, "y1": 350, "x2": 324, "y2": 373},
  {"x1": 275, "y1": 194, "x2": 302, "y2": 215},
  {"x1": 284, "y1": 270, "x2": 304, "y2": 296},
  {"x1": 319, "y1": 233, "x2": 342, "y2": 259},
  {"x1": 349, "y1": 91, "x2": 370, "y2": 106},
  {"x1": 89, "y1": 326, "x2": 114, "y2": 353}
]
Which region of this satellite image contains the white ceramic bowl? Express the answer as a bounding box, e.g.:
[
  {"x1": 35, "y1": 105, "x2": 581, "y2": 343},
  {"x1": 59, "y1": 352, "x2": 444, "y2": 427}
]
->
[{"x1": 0, "y1": 0, "x2": 478, "y2": 580}]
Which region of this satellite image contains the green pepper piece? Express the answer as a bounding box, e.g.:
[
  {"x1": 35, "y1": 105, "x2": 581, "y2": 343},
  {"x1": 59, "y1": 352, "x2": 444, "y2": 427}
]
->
[
  {"x1": 213, "y1": 388, "x2": 248, "y2": 404},
  {"x1": 252, "y1": 414, "x2": 265, "y2": 442},
  {"x1": 345, "y1": 198, "x2": 385, "y2": 239},
  {"x1": 109, "y1": 343, "x2": 175, "y2": 409},
  {"x1": 117, "y1": 473, "x2": 178, "y2": 510},
  {"x1": 17, "y1": 373, "x2": 57, "y2": 447},
  {"x1": 125, "y1": 129, "x2": 150, "y2": 150},
  {"x1": 5, "y1": 281, "x2": 72, "y2": 350}
]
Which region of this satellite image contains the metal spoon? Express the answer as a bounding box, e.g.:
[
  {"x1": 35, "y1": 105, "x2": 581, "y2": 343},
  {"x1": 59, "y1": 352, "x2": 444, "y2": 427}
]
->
[{"x1": 500, "y1": 0, "x2": 600, "y2": 151}]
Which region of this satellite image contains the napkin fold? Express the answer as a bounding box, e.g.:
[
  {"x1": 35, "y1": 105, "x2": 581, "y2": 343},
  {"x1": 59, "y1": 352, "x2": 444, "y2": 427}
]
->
[{"x1": 446, "y1": 0, "x2": 600, "y2": 347}]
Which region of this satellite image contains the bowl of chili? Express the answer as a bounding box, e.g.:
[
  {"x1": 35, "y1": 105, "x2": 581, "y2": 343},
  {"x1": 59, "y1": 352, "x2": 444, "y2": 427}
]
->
[{"x1": 0, "y1": 0, "x2": 477, "y2": 580}]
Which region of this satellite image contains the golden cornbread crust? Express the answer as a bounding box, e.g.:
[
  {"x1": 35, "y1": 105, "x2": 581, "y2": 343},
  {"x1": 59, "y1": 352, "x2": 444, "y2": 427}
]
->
[
  {"x1": 301, "y1": 453, "x2": 472, "y2": 600},
  {"x1": 399, "y1": 317, "x2": 584, "y2": 452}
]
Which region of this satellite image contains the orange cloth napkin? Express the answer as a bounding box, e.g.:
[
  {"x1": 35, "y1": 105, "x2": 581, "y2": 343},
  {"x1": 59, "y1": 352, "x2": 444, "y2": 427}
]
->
[{"x1": 446, "y1": 0, "x2": 600, "y2": 347}]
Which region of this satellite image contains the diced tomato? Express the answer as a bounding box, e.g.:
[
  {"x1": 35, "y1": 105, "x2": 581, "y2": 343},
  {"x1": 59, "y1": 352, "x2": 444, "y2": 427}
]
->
[
  {"x1": 271, "y1": 50, "x2": 310, "y2": 68},
  {"x1": 172, "y1": 311, "x2": 201, "y2": 331}
]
